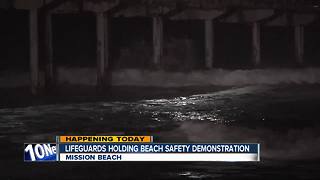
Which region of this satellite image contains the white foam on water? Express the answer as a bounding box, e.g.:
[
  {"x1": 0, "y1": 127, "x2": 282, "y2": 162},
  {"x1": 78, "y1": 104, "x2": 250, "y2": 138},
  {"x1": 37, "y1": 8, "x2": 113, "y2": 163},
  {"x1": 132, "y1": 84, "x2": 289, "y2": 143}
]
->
[
  {"x1": 111, "y1": 68, "x2": 320, "y2": 87},
  {"x1": 1, "y1": 67, "x2": 320, "y2": 87},
  {"x1": 176, "y1": 121, "x2": 320, "y2": 160}
]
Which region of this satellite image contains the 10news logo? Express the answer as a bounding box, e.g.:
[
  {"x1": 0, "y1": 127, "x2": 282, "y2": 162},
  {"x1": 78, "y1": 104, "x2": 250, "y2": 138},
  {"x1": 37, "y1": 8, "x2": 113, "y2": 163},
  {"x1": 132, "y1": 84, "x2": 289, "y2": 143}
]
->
[{"x1": 24, "y1": 143, "x2": 57, "y2": 162}]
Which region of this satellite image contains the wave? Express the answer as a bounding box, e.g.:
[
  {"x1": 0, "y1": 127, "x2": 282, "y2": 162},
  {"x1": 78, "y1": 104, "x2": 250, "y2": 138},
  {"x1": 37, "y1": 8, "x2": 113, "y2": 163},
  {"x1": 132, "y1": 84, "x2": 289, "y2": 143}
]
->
[
  {"x1": 1, "y1": 67, "x2": 320, "y2": 88},
  {"x1": 112, "y1": 68, "x2": 320, "y2": 87},
  {"x1": 175, "y1": 121, "x2": 320, "y2": 160}
]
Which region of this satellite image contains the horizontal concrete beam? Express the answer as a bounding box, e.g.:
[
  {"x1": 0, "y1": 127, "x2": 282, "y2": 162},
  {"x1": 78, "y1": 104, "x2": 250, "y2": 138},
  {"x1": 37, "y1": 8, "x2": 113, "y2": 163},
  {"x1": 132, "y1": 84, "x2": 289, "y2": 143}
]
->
[
  {"x1": 293, "y1": 13, "x2": 318, "y2": 26},
  {"x1": 52, "y1": 0, "x2": 119, "y2": 13},
  {"x1": 265, "y1": 13, "x2": 317, "y2": 26},
  {"x1": 170, "y1": 9, "x2": 224, "y2": 20},
  {"x1": 14, "y1": 0, "x2": 118, "y2": 13},
  {"x1": 112, "y1": 5, "x2": 171, "y2": 17},
  {"x1": 223, "y1": 9, "x2": 274, "y2": 23},
  {"x1": 190, "y1": 0, "x2": 320, "y2": 11},
  {"x1": 14, "y1": 0, "x2": 43, "y2": 9},
  {"x1": 12, "y1": 0, "x2": 320, "y2": 13}
]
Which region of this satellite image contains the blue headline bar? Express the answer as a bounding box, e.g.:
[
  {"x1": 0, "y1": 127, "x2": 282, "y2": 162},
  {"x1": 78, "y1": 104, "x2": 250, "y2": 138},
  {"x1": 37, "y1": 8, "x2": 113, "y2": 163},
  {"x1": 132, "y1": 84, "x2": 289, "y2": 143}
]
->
[{"x1": 59, "y1": 143, "x2": 258, "y2": 153}]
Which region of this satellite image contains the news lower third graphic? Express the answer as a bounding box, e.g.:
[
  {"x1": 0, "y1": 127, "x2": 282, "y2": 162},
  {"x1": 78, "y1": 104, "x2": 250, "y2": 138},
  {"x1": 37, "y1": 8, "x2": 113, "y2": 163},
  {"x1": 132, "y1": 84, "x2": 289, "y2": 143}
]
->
[{"x1": 24, "y1": 136, "x2": 260, "y2": 162}]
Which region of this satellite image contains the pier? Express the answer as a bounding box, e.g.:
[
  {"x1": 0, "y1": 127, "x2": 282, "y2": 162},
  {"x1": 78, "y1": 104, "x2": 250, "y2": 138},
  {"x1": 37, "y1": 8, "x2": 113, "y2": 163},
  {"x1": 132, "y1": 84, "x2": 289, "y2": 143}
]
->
[{"x1": 1, "y1": 0, "x2": 320, "y2": 94}]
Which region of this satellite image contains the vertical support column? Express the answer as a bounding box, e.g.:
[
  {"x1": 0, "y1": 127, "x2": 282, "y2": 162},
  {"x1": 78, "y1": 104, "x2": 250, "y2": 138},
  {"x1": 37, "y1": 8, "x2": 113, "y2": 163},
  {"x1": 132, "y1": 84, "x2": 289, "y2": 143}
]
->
[
  {"x1": 29, "y1": 9, "x2": 39, "y2": 95},
  {"x1": 205, "y1": 19, "x2": 213, "y2": 69},
  {"x1": 45, "y1": 12, "x2": 54, "y2": 90},
  {"x1": 104, "y1": 13, "x2": 109, "y2": 70},
  {"x1": 153, "y1": 16, "x2": 163, "y2": 67},
  {"x1": 252, "y1": 22, "x2": 261, "y2": 67},
  {"x1": 96, "y1": 12, "x2": 108, "y2": 90},
  {"x1": 294, "y1": 25, "x2": 304, "y2": 64}
]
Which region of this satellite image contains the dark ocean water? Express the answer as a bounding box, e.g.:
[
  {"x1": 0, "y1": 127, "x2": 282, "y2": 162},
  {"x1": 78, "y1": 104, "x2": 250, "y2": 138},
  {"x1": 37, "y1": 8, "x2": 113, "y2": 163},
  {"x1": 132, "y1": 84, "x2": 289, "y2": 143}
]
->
[{"x1": 1, "y1": 84, "x2": 320, "y2": 179}]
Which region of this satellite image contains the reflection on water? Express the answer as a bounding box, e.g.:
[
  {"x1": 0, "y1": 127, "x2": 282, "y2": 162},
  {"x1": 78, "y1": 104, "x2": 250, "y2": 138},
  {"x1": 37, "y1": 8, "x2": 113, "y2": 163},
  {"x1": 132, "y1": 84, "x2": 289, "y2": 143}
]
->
[{"x1": 1, "y1": 85, "x2": 320, "y2": 179}]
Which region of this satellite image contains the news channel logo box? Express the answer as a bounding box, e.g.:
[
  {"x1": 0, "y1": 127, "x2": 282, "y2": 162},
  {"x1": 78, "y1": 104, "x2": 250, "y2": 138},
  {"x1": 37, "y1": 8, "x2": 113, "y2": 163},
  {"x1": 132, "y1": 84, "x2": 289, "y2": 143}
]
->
[{"x1": 24, "y1": 143, "x2": 57, "y2": 162}]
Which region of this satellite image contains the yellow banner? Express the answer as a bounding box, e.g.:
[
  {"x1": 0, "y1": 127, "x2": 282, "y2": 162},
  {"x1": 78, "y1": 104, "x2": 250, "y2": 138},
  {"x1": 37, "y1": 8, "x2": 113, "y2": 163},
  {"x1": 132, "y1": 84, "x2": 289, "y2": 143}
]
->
[{"x1": 58, "y1": 136, "x2": 153, "y2": 143}]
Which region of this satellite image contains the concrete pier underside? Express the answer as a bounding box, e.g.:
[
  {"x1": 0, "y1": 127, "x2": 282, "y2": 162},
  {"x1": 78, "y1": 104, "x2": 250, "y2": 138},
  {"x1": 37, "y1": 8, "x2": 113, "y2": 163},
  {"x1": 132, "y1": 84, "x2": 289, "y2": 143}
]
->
[{"x1": 2, "y1": 0, "x2": 320, "y2": 95}]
